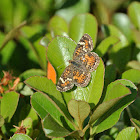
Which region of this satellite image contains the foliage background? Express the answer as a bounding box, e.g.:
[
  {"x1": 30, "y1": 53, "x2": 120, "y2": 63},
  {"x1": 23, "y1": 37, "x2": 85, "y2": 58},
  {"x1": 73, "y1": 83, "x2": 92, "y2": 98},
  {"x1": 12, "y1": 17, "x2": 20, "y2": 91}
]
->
[{"x1": 0, "y1": 0, "x2": 140, "y2": 139}]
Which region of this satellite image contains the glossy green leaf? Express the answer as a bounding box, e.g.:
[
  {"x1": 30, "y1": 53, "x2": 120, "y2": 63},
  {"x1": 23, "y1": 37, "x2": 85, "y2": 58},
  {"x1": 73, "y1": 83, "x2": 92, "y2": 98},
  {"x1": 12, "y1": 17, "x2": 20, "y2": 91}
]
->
[
  {"x1": 1, "y1": 91, "x2": 19, "y2": 122},
  {"x1": 68, "y1": 100, "x2": 90, "y2": 130},
  {"x1": 0, "y1": 115, "x2": 4, "y2": 127},
  {"x1": 10, "y1": 134, "x2": 32, "y2": 140},
  {"x1": 47, "y1": 36, "x2": 76, "y2": 78},
  {"x1": 55, "y1": 0, "x2": 90, "y2": 22},
  {"x1": 131, "y1": 118, "x2": 140, "y2": 137},
  {"x1": 48, "y1": 16, "x2": 68, "y2": 33},
  {"x1": 42, "y1": 115, "x2": 82, "y2": 138},
  {"x1": 42, "y1": 115, "x2": 70, "y2": 138},
  {"x1": 89, "y1": 83, "x2": 131, "y2": 125},
  {"x1": 30, "y1": 91, "x2": 74, "y2": 130},
  {"x1": 63, "y1": 58, "x2": 104, "y2": 109},
  {"x1": 122, "y1": 69, "x2": 140, "y2": 84},
  {"x1": 19, "y1": 69, "x2": 46, "y2": 81},
  {"x1": 112, "y1": 13, "x2": 132, "y2": 42},
  {"x1": 69, "y1": 13, "x2": 98, "y2": 46},
  {"x1": 128, "y1": 2, "x2": 140, "y2": 30},
  {"x1": 95, "y1": 36, "x2": 120, "y2": 57},
  {"x1": 102, "y1": 24, "x2": 130, "y2": 72},
  {"x1": 90, "y1": 79, "x2": 137, "y2": 134},
  {"x1": 115, "y1": 127, "x2": 136, "y2": 140},
  {"x1": 47, "y1": 33, "x2": 104, "y2": 107},
  {"x1": 25, "y1": 76, "x2": 73, "y2": 123}
]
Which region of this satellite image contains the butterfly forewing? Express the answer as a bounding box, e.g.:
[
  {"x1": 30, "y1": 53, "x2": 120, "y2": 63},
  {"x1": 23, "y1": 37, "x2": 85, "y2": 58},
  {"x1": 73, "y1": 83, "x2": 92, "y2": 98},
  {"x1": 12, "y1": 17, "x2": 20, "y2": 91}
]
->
[{"x1": 73, "y1": 34, "x2": 93, "y2": 59}]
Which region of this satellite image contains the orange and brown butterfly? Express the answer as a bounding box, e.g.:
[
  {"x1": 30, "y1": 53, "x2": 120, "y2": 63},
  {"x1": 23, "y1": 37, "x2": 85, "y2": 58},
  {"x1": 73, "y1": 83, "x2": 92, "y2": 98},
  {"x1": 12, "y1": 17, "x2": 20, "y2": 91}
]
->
[{"x1": 56, "y1": 34, "x2": 100, "y2": 92}]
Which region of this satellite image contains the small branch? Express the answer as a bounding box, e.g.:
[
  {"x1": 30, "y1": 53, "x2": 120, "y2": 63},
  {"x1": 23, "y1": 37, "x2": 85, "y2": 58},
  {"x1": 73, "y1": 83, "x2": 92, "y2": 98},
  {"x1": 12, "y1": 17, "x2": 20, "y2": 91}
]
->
[{"x1": 0, "y1": 21, "x2": 27, "y2": 52}]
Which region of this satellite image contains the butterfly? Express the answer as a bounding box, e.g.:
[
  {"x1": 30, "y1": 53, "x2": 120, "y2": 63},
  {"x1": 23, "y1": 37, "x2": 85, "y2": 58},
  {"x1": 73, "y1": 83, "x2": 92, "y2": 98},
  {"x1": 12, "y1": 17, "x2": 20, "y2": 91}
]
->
[{"x1": 56, "y1": 34, "x2": 100, "y2": 92}]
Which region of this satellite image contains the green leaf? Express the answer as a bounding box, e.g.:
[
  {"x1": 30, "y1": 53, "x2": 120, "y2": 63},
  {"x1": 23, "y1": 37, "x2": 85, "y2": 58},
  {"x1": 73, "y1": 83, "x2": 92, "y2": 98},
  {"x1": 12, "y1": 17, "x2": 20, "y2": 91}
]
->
[
  {"x1": 102, "y1": 24, "x2": 130, "y2": 72},
  {"x1": 127, "y1": 61, "x2": 140, "y2": 70},
  {"x1": 13, "y1": 1, "x2": 28, "y2": 26},
  {"x1": 25, "y1": 76, "x2": 73, "y2": 123},
  {"x1": 102, "y1": 24, "x2": 128, "y2": 46},
  {"x1": 92, "y1": 1, "x2": 109, "y2": 25},
  {"x1": 104, "y1": 64, "x2": 117, "y2": 89},
  {"x1": 19, "y1": 69, "x2": 46, "y2": 81},
  {"x1": 19, "y1": 104, "x2": 38, "y2": 127},
  {"x1": 10, "y1": 134, "x2": 32, "y2": 140},
  {"x1": 89, "y1": 83, "x2": 131, "y2": 125},
  {"x1": 95, "y1": 36, "x2": 120, "y2": 57},
  {"x1": 63, "y1": 58, "x2": 104, "y2": 109},
  {"x1": 112, "y1": 13, "x2": 132, "y2": 42},
  {"x1": 128, "y1": 2, "x2": 140, "y2": 30},
  {"x1": 0, "y1": 115, "x2": 4, "y2": 127},
  {"x1": 31, "y1": 92, "x2": 48, "y2": 119},
  {"x1": 31, "y1": 92, "x2": 74, "y2": 130},
  {"x1": 115, "y1": 127, "x2": 136, "y2": 140},
  {"x1": 131, "y1": 118, "x2": 140, "y2": 137},
  {"x1": 33, "y1": 37, "x2": 47, "y2": 71},
  {"x1": 21, "y1": 25, "x2": 46, "y2": 70},
  {"x1": 42, "y1": 115, "x2": 82, "y2": 138},
  {"x1": 42, "y1": 115, "x2": 71, "y2": 138},
  {"x1": 122, "y1": 69, "x2": 140, "y2": 85},
  {"x1": 0, "y1": 0, "x2": 13, "y2": 29},
  {"x1": 55, "y1": 0, "x2": 90, "y2": 22},
  {"x1": 127, "y1": 96, "x2": 140, "y2": 123},
  {"x1": 20, "y1": 85, "x2": 34, "y2": 96},
  {"x1": 68, "y1": 100, "x2": 90, "y2": 130},
  {"x1": 47, "y1": 36, "x2": 76, "y2": 78},
  {"x1": 69, "y1": 14, "x2": 97, "y2": 46},
  {"x1": 1, "y1": 91, "x2": 19, "y2": 122},
  {"x1": 0, "y1": 32, "x2": 16, "y2": 65},
  {"x1": 48, "y1": 16, "x2": 68, "y2": 33},
  {"x1": 89, "y1": 79, "x2": 137, "y2": 134}
]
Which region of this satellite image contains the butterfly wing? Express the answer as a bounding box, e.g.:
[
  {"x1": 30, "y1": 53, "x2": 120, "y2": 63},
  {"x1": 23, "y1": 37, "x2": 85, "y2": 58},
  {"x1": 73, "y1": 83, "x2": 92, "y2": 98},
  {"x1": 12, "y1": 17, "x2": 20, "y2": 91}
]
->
[
  {"x1": 79, "y1": 52, "x2": 100, "y2": 72},
  {"x1": 56, "y1": 65, "x2": 74, "y2": 92},
  {"x1": 73, "y1": 66, "x2": 91, "y2": 87},
  {"x1": 73, "y1": 34, "x2": 93, "y2": 59}
]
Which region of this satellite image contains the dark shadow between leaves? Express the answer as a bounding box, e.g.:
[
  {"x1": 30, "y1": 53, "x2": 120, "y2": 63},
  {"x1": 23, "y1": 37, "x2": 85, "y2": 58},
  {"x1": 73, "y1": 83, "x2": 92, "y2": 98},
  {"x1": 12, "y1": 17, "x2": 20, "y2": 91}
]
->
[
  {"x1": 60, "y1": 0, "x2": 80, "y2": 9},
  {"x1": 60, "y1": 116, "x2": 73, "y2": 132}
]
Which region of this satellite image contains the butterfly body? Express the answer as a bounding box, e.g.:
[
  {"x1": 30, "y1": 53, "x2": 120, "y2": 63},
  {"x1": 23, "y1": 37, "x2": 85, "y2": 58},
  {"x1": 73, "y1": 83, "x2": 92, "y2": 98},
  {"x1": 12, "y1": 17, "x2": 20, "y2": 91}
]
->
[{"x1": 57, "y1": 34, "x2": 100, "y2": 92}]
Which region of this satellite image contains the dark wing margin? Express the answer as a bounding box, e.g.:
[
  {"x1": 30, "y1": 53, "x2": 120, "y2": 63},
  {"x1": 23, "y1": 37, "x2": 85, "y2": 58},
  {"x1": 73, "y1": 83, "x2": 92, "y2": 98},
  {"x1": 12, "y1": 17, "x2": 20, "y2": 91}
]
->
[
  {"x1": 73, "y1": 34, "x2": 93, "y2": 59},
  {"x1": 56, "y1": 65, "x2": 74, "y2": 92}
]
